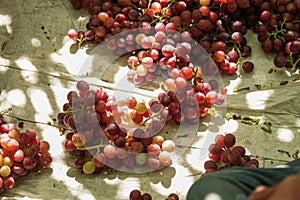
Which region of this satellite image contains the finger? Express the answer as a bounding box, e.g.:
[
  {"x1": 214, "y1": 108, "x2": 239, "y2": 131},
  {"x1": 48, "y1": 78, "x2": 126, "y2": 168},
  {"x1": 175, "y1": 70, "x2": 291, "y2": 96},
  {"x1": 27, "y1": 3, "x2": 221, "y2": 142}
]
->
[
  {"x1": 247, "y1": 186, "x2": 274, "y2": 200},
  {"x1": 253, "y1": 185, "x2": 267, "y2": 193}
]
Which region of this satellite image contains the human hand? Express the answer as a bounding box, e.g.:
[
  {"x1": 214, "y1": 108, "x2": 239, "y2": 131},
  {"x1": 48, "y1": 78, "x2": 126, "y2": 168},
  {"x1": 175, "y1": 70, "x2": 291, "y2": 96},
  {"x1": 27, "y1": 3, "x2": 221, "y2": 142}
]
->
[{"x1": 247, "y1": 174, "x2": 300, "y2": 200}]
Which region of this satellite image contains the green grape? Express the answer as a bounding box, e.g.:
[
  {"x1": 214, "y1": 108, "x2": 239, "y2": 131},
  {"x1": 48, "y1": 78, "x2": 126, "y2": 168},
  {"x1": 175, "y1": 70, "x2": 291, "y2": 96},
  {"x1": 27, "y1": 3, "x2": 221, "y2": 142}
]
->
[
  {"x1": 136, "y1": 102, "x2": 147, "y2": 115},
  {"x1": 0, "y1": 165, "x2": 11, "y2": 177},
  {"x1": 83, "y1": 161, "x2": 95, "y2": 175},
  {"x1": 135, "y1": 153, "x2": 147, "y2": 166}
]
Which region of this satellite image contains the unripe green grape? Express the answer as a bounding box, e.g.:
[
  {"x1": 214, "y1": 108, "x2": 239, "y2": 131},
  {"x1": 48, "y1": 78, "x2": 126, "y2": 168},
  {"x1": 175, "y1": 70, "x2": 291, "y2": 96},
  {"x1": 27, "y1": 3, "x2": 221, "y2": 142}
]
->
[{"x1": 83, "y1": 161, "x2": 95, "y2": 175}]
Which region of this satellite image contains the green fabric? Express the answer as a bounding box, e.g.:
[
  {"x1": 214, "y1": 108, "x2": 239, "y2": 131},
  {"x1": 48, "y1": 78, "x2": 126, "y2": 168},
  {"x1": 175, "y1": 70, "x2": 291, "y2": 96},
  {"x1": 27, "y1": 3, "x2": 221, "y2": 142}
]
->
[{"x1": 187, "y1": 159, "x2": 300, "y2": 200}]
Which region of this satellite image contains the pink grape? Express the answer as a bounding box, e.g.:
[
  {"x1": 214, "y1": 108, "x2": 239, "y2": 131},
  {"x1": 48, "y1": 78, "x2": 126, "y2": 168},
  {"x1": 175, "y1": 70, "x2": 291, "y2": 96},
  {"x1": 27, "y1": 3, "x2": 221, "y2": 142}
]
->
[
  {"x1": 162, "y1": 140, "x2": 175, "y2": 152},
  {"x1": 147, "y1": 157, "x2": 161, "y2": 169},
  {"x1": 103, "y1": 144, "x2": 116, "y2": 159},
  {"x1": 164, "y1": 78, "x2": 177, "y2": 92},
  {"x1": 147, "y1": 143, "x2": 161, "y2": 156},
  {"x1": 158, "y1": 151, "x2": 172, "y2": 164}
]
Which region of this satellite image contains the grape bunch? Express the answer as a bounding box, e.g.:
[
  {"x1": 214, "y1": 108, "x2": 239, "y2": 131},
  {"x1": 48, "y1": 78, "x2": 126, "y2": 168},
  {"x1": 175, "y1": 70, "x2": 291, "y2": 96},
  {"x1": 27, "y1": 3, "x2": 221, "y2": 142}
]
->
[
  {"x1": 203, "y1": 133, "x2": 259, "y2": 175},
  {"x1": 123, "y1": 34, "x2": 226, "y2": 123},
  {"x1": 124, "y1": 29, "x2": 203, "y2": 82},
  {"x1": 254, "y1": 0, "x2": 300, "y2": 71},
  {"x1": 67, "y1": 0, "x2": 269, "y2": 74},
  {"x1": 57, "y1": 80, "x2": 177, "y2": 174},
  {"x1": 129, "y1": 189, "x2": 179, "y2": 200},
  {"x1": 68, "y1": 0, "x2": 300, "y2": 73},
  {"x1": 0, "y1": 115, "x2": 52, "y2": 193}
]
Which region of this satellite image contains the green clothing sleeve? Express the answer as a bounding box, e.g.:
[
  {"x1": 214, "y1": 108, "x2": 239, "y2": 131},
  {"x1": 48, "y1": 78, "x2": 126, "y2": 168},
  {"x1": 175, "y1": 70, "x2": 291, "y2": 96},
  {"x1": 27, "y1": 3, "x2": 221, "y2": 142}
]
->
[{"x1": 187, "y1": 159, "x2": 300, "y2": 200}]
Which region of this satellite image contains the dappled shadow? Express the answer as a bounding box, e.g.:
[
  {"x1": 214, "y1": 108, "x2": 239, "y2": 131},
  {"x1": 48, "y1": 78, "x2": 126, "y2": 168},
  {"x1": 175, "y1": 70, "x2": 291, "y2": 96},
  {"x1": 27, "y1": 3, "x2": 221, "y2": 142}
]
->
[
  {"x1": 1, "y1": 0, "x2": 300, "y2": 199},
  {"x1": 0, "y1": 0, "x2": 97, "y2": 199}
]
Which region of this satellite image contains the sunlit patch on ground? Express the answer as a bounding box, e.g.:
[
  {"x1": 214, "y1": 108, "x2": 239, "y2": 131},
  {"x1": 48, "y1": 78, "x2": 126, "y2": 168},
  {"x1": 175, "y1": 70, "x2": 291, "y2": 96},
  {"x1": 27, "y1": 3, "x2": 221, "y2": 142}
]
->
[{"x1": 277, "y1": 128, "x2": 294, "y2": 143}]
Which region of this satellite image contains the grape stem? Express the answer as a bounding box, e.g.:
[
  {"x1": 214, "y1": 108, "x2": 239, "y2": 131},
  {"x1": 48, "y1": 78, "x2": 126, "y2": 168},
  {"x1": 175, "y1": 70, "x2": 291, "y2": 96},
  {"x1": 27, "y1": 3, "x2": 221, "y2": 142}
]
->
[
  {"x1": 130, "y1": 3, "x2": 143, "y2": 11},
  {"x1": 147, "y1": 0, "x2": 152, "y2": 9},
  {"x1": 77, "y1": 140, "x2": 106, "y2": 151},
  {"x1": 141, "y1": 113, "x2": 160, "y2": 126},
  {"x1": 277, "y1": 149, "x2": 291, "y2": 157},
  {"x1": 3, "y1": 113, "x2": 73, "y2": 130},
  {"x1": 166, "y1": 0, "x2": 177, "y2": 9},
  {"x1": 233, "y1": 86, "x2": 250, "y2": 92},
  {"x1": 241, "y1": 116, "x2": 260, "y2": 125},
  {"x1": 249, "y1": 155, "x2": 290, "y2": 164},
  {"x1": 232, "y1": 44, "x2": 243, "y2": 65},
  {"x1": 288, "y1": 52, "x2": 300, "y2": 72},
  {"x1": 76, "y1": 34, "x2": 86, "y2": 47},
  {"x1": 0, "y1": 107, "x2": 12, "y2": 115},
  {"x1": 292, "y1": 150, "x2": 299, "y2": 159},
  {"x1": 261, "y1": 121, "x2": 272, "y2": 133},
  {"x1": 267, "y1": 20, "x2": 286, "y2": 42}
]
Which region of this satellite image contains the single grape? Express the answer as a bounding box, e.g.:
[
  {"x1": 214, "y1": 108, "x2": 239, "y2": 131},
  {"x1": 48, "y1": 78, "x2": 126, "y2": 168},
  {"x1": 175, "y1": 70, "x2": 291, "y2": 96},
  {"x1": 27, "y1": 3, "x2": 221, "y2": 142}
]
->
[
  {"x1": 23, "y1": 156, "x2": 37, "y2": 170},
  {"x1": 92, "y1": 153, "x2": 106, "y2": 168},
  {"x1": 242, "y1": 61, "x2": 254, "y2": 73},
  {"x1": 3, "y1": 176, "x2": 14, "y2": 189},
  {"x1": 136, "y1": 102, "x2": 147, "y2": 114},
  {"x1": 152, "y1": 135, "x2": 164, "y2": 147},
  {"x1": 106, "y1": 123, "x2": 120, "y2": 136},
  {"x1": 164, "y1": 78, "x2": 177, "y2": 92},
  {"x1": 71, "y1": 133, "x2": 86, "y2": 147},
  {"x1": 64, "y1": 139, "x2": 76, "y2": 152},
  {"x1": 39, "y1": 153, "x2": 52, "y2": 167},
  {"x1": 114, "y1": 136, "x2": 126, "y2": 147},
  {"x1": 147, "y1": 157, "x2": 161, "y2": 169},
  {"x1": 232, "y1": 146, "x2": 246, "y2": 157},
  {"x1": 274, "y1": 55, "x2": 287, "y2": 68},
  {"x1": 231, "y1": 32, "x2": 243, "y2": 44},
  {"x1": 130, "y1": 189, "x2": 142, "y2": 200},
  {"x1": 158, "y1": 151, "x2": 172, "y2": 164},
  {"x1": 162, "y1": 140, "x2": 175, "y2": 152},
  {"x1": 141, "y1": 193, "x2": 152, "y2": 200},
  {"x1": 135, "y1": 153, "x2": 147, "y2": 166},
  {"x1": 130, "y1": 141, "x2": 144, "y2": 153},
  {"x1": 40, "y1": 141, "x2": 50, "y2": 154},
  {"x1": 209, "y1": 153, "x2": 221, "y2": 162},
  {"x1": 0, "y1": 165, "x2": 11, "y2": 177},
  {"x1": 68, "y1": 29, "x2": 78, "y2": 40},
  {"x1": 6, "y1": 139, "x2": 19, "y2": 152},
  {"x1": 148, "y1": 143, "x2": 161, "y2": 156},
  {"x1": 76, "y1": 80, "x2": 90, "y2": 93},
  {"x1": 168, "y1": 193, "x2": 179, "y2": 200},
  {"x1": 204, "y1": 160, "x2": 217, "y2": 170},
  {"x1": 224, "y1": 134, "x2": 236, "y2": 148},
  {"x1": 208, "y1": 143, "x2": 223, "y2": 155},
  {"x1": 103, "y1": 144, "x2": 116, "y2": 159},
  {"x1": 8, "y1": 128, "x2": 20, "y2": 140},
  {"x1": 13, "y1": 149, "x2": 24, "y2": 162},
  {"x1": 228, "y1": 150, "x2": 241, "y2": 165},
  {"x1": 83, "y1": 161, "x2": 95, "y2": 174}
]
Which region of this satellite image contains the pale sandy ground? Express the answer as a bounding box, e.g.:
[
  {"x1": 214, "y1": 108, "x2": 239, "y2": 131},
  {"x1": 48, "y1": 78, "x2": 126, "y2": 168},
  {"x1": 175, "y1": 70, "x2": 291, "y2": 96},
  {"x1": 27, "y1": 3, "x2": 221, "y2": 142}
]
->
[{"x1": 0, "y1": 1, "x2": 300, "y2": 199}]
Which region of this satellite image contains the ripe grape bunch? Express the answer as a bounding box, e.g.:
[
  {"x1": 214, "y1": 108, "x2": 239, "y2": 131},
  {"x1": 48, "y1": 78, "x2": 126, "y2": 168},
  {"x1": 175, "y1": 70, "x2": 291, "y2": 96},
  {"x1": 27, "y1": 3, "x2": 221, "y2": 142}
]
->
[
  {"x1": 255, "y1": 0, "x2": 300, "y2": 71},
  {"x1": 68, "y1": 0, "x2": 297, "y2": 74},
  {"x1": 124, "y1": 30, "x2": 226, "y2": 124},
  {"x1": 0, "y1": 115, "x2": 52, "y2": 193},
  {"x1": 204, "y1": 133, "x2": 259, "y2": 175},
  {"x1": 57, "y1": 80, "x2": 177, "y2": 174},
  {"x1": 129, "y1": 189, "x2": 180, "y2": 200}
]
